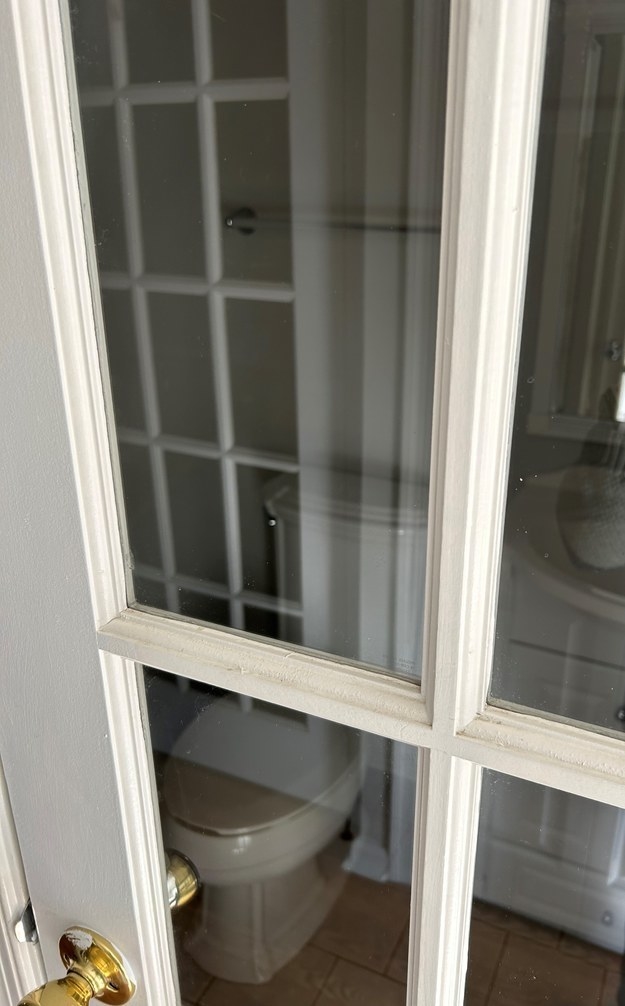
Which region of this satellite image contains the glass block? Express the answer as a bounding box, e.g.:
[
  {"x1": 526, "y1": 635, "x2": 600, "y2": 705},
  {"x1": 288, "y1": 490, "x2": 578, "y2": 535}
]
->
[
  {"x1": 118, "y1": 442, "x2": 162, "y2": 569},
  {"x1": 81, "y1": 107, "x2": 128, "y2": 272},
  {"x1": 217, "y1": 101, "x2": 292, "y2": 283},
  {"x1": 177, "y1": 588, "x2": 230, "y2": 627},
  {"x1": 244, "y1": 605, "x2": 302, "y2": 645},
  {"x1": 101, "y1": 289, "x2": 145, "y2": 431},
  {"x1": 210, "y1": 0, "x2": 287, "y2": 80},
  {"x1": 134, "y1": 576, "x2": 168, "y2": 610},
  {"x1": 125, "y1": 0, "x2": 195, "y2": 84},
  {"x1": 227, "y1": 299, "x2": 297, "y2": 456},
  {"x1": 166, "y1": 452, "x2": 227, "y2": 583},
  {"x1": 238, "y1": 465, "x2": 300, "y2": 600},
  {"x1": 149, "y1": 293, "x2": 217, "y2": 442},
  {"x1": 134, "y1": 105, "x2": 205, "y2": 277},
  {"x1": 70, "y1": 0, "x2": 113, "y2": 88}
]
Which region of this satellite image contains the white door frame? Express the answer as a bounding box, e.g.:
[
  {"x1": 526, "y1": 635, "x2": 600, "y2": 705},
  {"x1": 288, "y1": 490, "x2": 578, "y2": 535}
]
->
[{"x1": 4, "y1": 3, "x2": 625, "y2": 1006}]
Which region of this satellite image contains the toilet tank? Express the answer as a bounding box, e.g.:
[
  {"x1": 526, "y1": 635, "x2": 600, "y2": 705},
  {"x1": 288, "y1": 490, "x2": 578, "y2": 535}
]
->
[{"x1": 265, "y1": 469, "x2": 428, "y2": 679}]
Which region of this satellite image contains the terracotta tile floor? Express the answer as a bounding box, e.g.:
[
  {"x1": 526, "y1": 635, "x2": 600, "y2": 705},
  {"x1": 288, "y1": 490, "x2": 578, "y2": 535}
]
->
[
  {"x1": 173, "y1": 882, "x2": 625, "y2": 1005},
  {"x1": 174, "y1": 872, "x2": 410, "y2": 1006},
  {"x1": 466, "y1": 901, "x2": 624, "y2": 1006}
]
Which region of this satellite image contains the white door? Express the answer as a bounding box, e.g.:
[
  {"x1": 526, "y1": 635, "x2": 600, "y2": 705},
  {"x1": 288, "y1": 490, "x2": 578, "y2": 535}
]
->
[{"x1": 3, "y1": 2, "x2": 625, "y2": 1006}]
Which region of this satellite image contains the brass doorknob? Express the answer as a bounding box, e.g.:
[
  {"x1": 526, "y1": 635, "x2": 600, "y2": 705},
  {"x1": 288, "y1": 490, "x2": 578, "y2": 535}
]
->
[
  {"x1": 165, "y1": 850, "x2": 200, "y2": 911},
  {"x1": 19, "y1": 928, "x2": 135, "y2": 1006}
]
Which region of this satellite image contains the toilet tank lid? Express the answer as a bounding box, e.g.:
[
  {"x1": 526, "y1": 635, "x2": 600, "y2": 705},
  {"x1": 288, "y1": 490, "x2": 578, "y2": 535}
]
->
[{"x1": 162, "y1": 696, "x2": 359, "y2": 835}]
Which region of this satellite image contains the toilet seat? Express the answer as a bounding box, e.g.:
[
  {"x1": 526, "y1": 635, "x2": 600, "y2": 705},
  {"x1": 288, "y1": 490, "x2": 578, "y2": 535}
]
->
[
  {"x1": 164, "y1": 759, "x2": 308, "y2": 836},
  {"x1": 161, "y1": 696, "x2": 361, "y2": 885}
]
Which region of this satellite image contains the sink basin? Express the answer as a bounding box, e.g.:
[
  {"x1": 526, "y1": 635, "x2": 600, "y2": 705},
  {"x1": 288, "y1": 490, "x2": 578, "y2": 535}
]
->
[{"x1": 505, "y1": 470, "x2": 625, "y2": 624}]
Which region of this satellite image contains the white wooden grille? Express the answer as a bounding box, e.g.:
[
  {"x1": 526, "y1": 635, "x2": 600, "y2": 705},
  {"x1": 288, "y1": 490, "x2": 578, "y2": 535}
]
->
[{"x1": 81, "y1": 1, "x2": 301, "y2": 634}]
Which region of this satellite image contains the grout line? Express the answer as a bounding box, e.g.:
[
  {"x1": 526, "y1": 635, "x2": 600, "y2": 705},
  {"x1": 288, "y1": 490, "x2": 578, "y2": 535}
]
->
[
  {"x1": 332, "y1": 955, "x2": 408, "y2": 985},
  {"x1": 598, "y1": 969, "x2": 608, "y2": 1006},
  {"x1": 483, "y1": 929, "x2": 509, "y2": 1006},
  {"x1": 384, "y1": 917, "x2": 410, "y2": 977},
  {"x1": 310, "y1": 954, "x2": 341, "y2": 1006}
]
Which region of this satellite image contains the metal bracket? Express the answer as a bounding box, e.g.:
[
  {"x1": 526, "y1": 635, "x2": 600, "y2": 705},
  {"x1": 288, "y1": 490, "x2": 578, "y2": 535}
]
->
[{"x1": 14, "y1": 901, "x2": 38, "y2": 944}]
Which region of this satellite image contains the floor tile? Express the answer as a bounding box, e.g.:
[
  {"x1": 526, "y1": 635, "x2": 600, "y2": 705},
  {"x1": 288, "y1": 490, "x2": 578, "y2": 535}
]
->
[
  {"x1": 472, "y1": 901, "x2": 559, "y2": 948},
  {"x1": 386, "y1": 922, "x2": 409, "y2": 983},
  {"x1": 173, "y1": 903, "x2": 212, "y2": 1003},
  {"x1": 601, "y1": 970, "x2": 622, "y2": 1006},
  {"x1": 311, "y1": 874, "x2": 410, "y2": 973},
  {"x1": 176, "y1": 949, "x2": 213, "y2": 1004},
  {"x1": 315, "y1": 959, "x2": 406, "y2": 1006},
  {"x1": 487, "y1": 933, "x2": 603, "y2": 1006},
  {"x1": 559, "y1": 932, "x2": 622, "y2": 974},
  {"x1": 200, "y1": 945, "x2": 335, "y2": 1006},
  {"x1": 464, "y1": 920, "x2": 506, "y2": 1006}
]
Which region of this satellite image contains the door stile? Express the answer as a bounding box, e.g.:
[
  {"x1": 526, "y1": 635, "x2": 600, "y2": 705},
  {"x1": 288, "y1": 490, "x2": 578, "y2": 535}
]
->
[
  {"x1": 412, "y1": 3, "x2": 549, "y2": 1002},
  {"x1": 4, "y1": 2, "x2": 181, "y2": 1002},
  {"x1": 2, "y1": 0, "x2": 148, "y2": 994},
  {"x1": 0, "y1": 764, "x2": 45, "y2": 1005},
  {"x1": 422, "y1": 0, "x2": 549, "y2": 735},
  {"x1": 409, "y1": 751, "x2": 481, "y2": 1006},
  {"x1": 99, "y1": 651, "x2": 180, "y2": 1006},
  {"x1": 5, "y1": 4, "x2": 587, "y2": 1006},
  {"x1": 11, "y1": 0, "x2": 129, "y2": 631}
]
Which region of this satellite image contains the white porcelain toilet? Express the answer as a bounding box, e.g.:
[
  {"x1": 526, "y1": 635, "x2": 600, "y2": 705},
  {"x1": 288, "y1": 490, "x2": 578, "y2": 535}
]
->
[{"x1": 162, "y1": 696, "x2": 361, "y2": 984}]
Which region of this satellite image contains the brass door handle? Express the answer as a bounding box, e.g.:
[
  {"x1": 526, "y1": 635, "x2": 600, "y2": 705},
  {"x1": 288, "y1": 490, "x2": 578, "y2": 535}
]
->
[
  {"x1": 19, "y1": 928, "x2": 135, "y2": 1006},
  {"x1": 18, "y1": 850, "x2": 198, "y2": 1006},
  {"x1": 165, "y1": 850, "x2": 200, "y2": 910}
]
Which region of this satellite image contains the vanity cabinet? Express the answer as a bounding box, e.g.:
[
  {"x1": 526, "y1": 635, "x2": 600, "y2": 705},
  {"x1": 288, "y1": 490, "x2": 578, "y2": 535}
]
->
[{"x1": 475, "y1": 549, "x2": 625, "y2": 950}]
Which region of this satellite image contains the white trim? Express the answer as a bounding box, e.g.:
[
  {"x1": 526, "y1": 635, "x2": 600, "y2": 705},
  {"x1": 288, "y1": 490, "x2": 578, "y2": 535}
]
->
[
  {"x1": 458, "y1": 706, "x2": 625, "y2": 807},
  {"x1": 13, "y1": 0, "x2": 128, "y2": 629},
  {"x1": 99, "y1": 653, "x2": 179, "y2": 1006},
  {"x1": 410, "y1": 752, "x2": 481, "y2": 1006},
  {"x1": 6, "y1": 3, "x2": 175, "y2": 1003},
  {"x1": 100, "y1": 606, "x2": 625, "y2": 809},
  {"x1": 423, "y1": 0, "x2": 549, "y2": 733},
  {"x1": 98, "y1": 608, "x2": 430, "y2": 744}
]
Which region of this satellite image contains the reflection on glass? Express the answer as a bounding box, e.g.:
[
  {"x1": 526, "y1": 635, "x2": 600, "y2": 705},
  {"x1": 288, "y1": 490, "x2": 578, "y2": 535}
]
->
[
  {"x1": 491, "y1": 2, "x2": 625, "y2": 731},
  {"x1": 144, "y1": 669, "x2": 416, "y2": 1003},
  {"x1": 69, "y1": 1, "x2": 449, "y2": 680},
  {"x1": 466, "y1": 770, "x2": 625, "y2": 1005}
]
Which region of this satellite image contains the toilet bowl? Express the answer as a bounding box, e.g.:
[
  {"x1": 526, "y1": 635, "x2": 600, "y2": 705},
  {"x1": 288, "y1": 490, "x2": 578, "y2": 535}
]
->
[{"x1": 162, "y1": 696, "x2": 361, "y2": 984}]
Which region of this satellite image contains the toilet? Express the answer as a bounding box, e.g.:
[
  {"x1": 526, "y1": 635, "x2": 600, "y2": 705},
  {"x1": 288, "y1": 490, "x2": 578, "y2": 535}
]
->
[
  {"x1": 162, "y1": 469, "x2": 425, "y2": 983},
  {"x1": 162, "y1": 695, "x2": 361, "y2": 984}
]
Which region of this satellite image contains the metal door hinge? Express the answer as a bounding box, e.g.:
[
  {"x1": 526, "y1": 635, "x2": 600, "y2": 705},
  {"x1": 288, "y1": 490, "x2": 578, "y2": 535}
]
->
[{"x1": 14, "y1": 901, "x2": 38, "y2": 944}]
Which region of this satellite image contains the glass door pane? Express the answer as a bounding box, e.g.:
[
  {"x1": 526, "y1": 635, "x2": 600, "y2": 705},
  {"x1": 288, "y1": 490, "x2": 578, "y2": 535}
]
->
[
  {"x1": 489, "y1": 1, "x2": 625, "y2": 732},
  {"x1": 143, "y1": 668, "x2": 417, "y2": 1003},
  {"x1": 68, "y1": 0, "x2": 450, "y2": 681},
  {"x1": 466, "y1": 769, "x2": 625, "y2": 1005}
]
